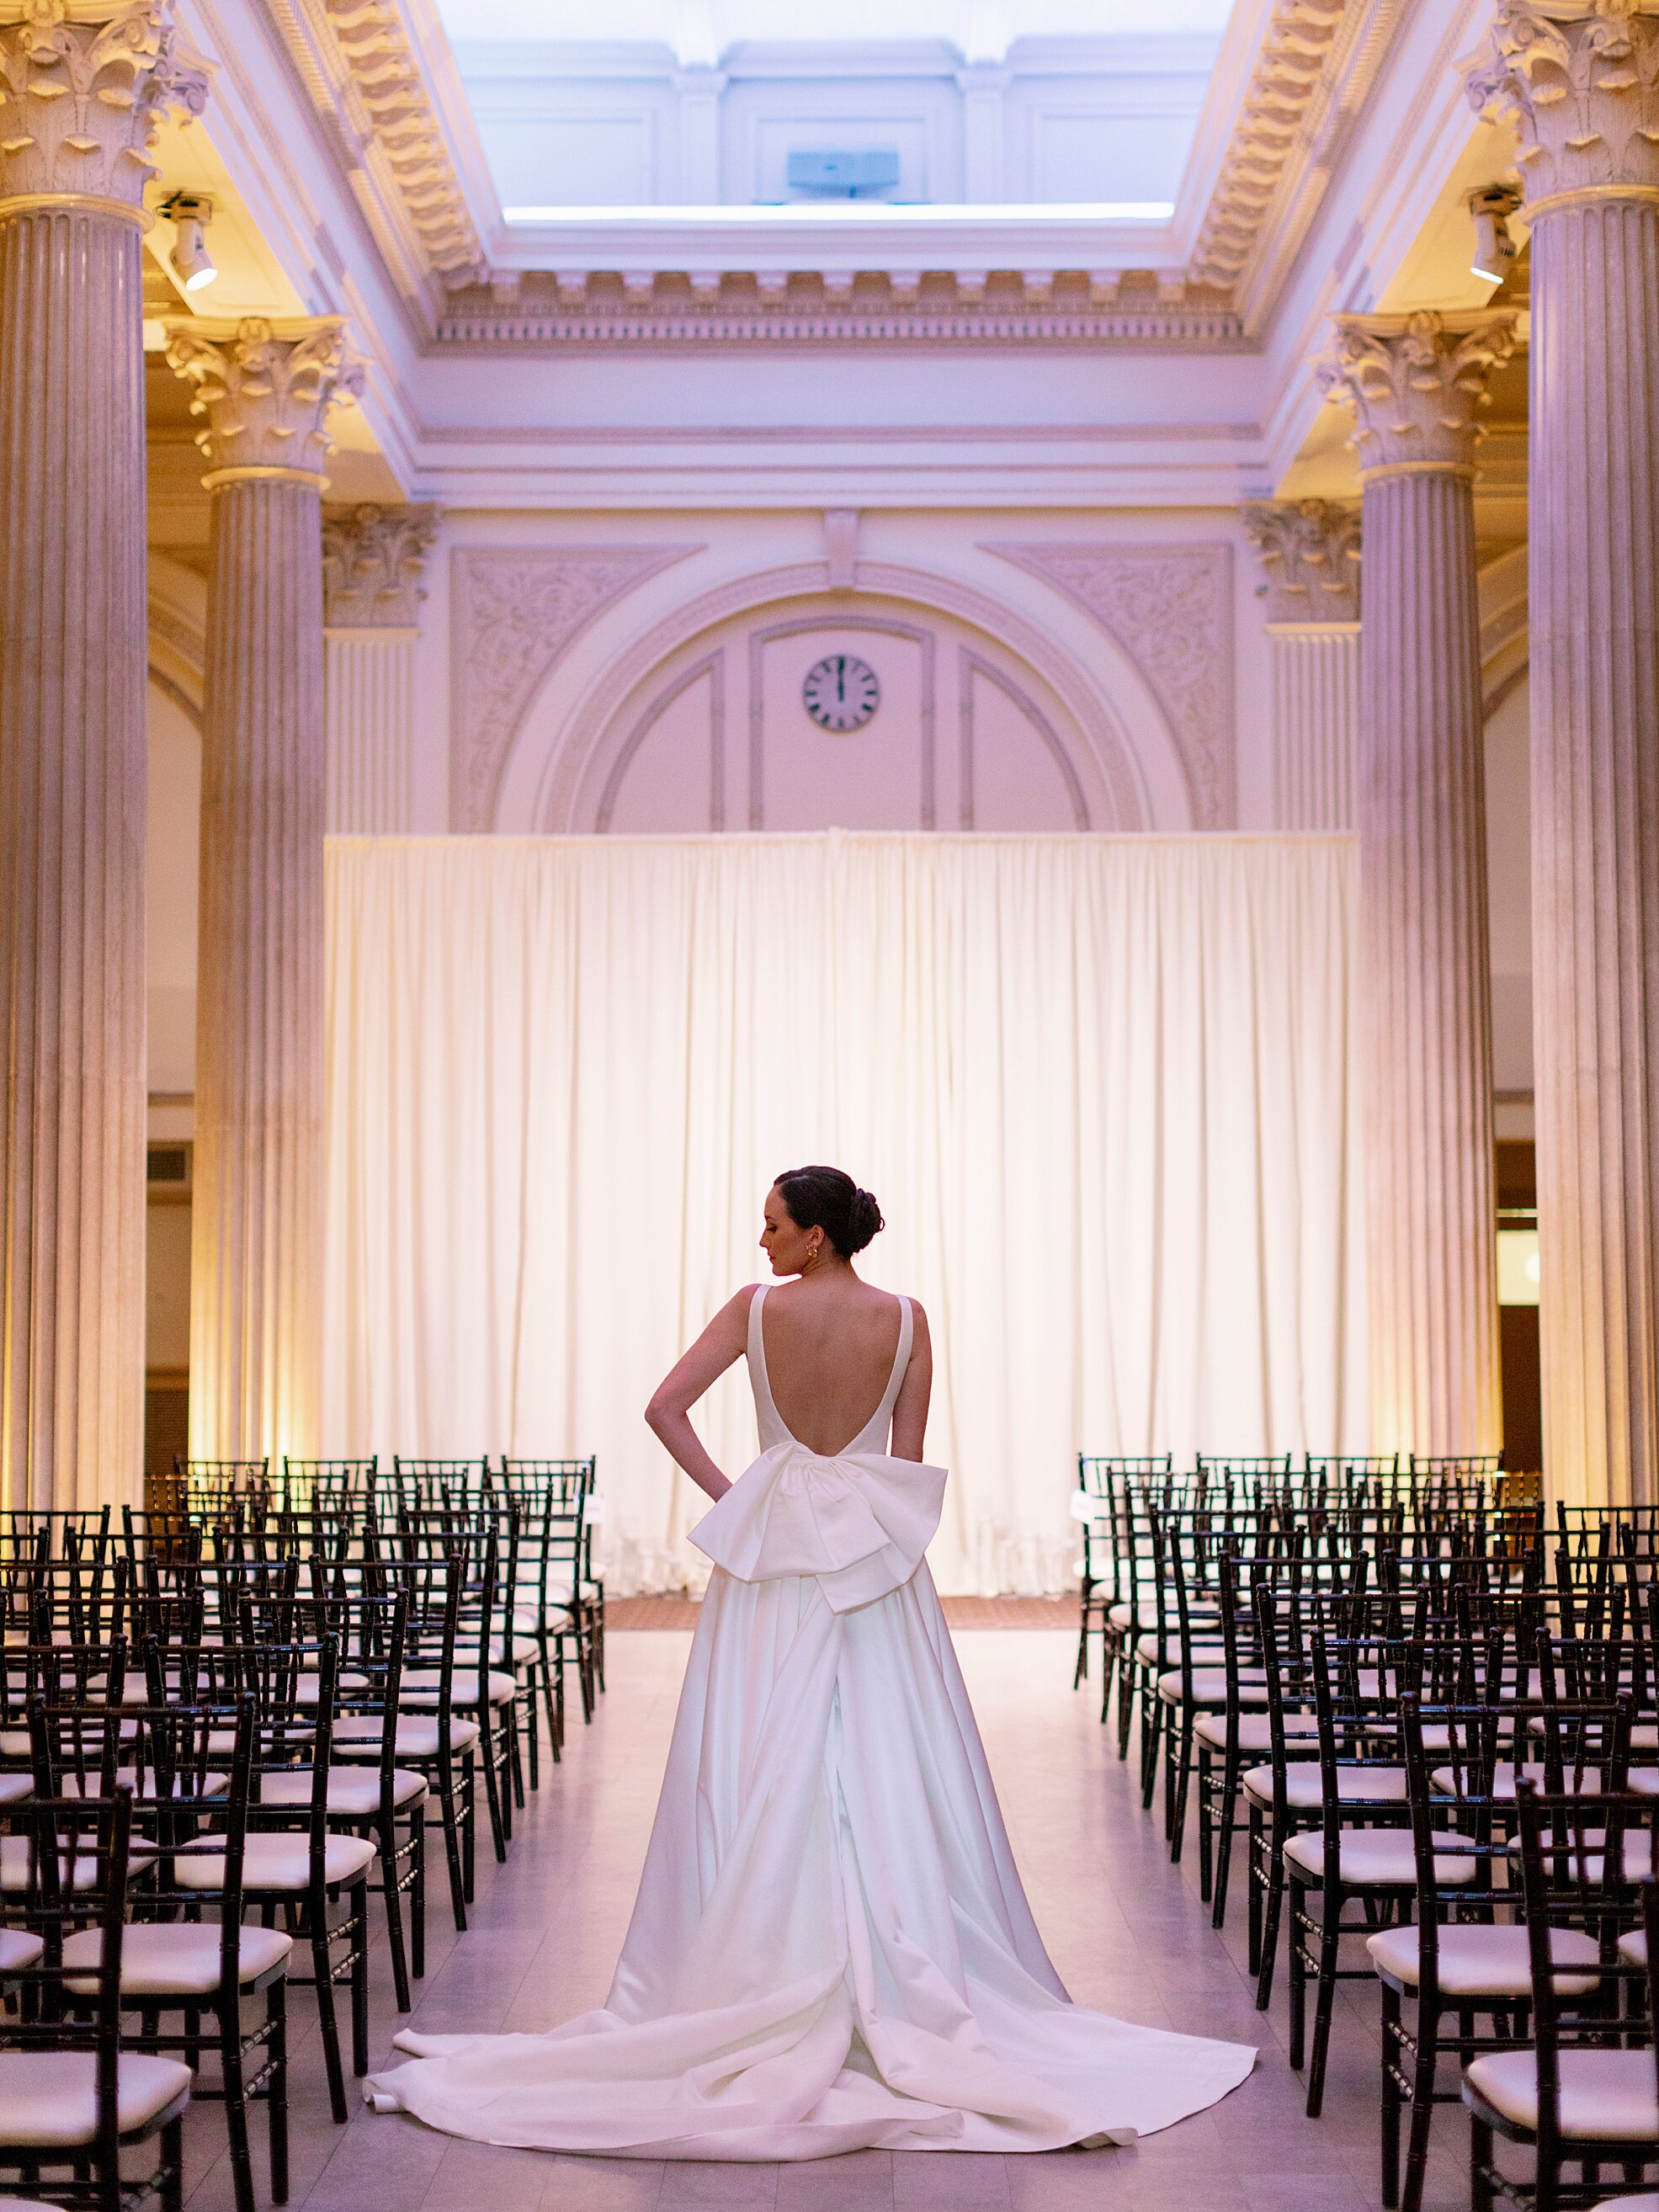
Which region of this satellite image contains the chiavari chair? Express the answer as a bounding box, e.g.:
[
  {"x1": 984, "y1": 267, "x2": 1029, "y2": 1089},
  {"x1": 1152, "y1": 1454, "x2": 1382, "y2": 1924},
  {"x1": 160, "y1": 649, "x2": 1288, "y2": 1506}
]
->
[
  {"x1": 1464, "y1": 1783, "x2": 1659, "y2": 2212},
  {"x1": 0, "y1": 1786, "x2": 192, "y2": 2212},
  {"x1": 1071, "y1": 1454, "x2": 1172, "y2": 1692}
]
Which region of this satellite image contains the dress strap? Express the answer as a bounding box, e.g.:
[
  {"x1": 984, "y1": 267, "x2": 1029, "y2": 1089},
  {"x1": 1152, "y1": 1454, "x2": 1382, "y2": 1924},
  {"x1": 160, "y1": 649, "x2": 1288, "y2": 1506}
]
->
[{"x1": 747, "y1": 1284, "x2": 780, "y2": 1424}]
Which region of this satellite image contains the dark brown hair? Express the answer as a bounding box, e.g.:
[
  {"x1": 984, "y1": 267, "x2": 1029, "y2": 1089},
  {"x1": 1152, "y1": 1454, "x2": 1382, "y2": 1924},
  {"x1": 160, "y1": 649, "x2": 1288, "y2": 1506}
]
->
[{"x1": 774, "y1": 1166, "x2": 885, "y2": 1258}]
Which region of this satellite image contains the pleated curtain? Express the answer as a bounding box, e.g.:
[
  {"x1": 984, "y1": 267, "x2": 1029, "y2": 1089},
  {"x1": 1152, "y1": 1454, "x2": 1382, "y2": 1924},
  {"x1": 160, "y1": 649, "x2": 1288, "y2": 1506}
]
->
[{"x1": 322, "y1": 831, "x2": 1365, "y2": 1593}]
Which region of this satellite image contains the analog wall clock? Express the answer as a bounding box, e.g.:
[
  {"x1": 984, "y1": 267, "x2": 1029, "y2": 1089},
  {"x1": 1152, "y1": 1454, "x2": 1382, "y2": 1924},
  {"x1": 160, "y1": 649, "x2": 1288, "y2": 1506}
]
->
[{"x1": 802, "y1": 652, "x2": 880, "y2": 732}]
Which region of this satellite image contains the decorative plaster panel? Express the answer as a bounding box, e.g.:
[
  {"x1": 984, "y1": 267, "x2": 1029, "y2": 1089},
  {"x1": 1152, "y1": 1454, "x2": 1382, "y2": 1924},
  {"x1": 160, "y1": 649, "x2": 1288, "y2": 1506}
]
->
[
  {"x1": 449, "y1": 545, "x2": 701, "y2": 831},
  {"x1": 984, "y1": 542, "x2": 1236, "y2": 827}
]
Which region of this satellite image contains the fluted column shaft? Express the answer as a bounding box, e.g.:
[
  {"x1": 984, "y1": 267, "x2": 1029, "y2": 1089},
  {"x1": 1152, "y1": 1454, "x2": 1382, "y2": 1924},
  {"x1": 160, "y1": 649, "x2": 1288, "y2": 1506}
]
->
[
  {"x1": 190, "y1": 478, "x2": 327, "y2": 1460},
  {"x1": 1268, "y1": 626, "x2": 1360, "y2": 829},
  {"x1": 1358, "y1": 469, "x2": 1502, "y2": 1454},
  {"x1": 1529, "y1": 199, "x2": 1659, "y2": 1504},
  {"x1": 0, "y1": 204, "x2": 147, "y2": 1509},
  {"x1": 1465, "y1": 3, "x2": 1659, "y2": 1502}
]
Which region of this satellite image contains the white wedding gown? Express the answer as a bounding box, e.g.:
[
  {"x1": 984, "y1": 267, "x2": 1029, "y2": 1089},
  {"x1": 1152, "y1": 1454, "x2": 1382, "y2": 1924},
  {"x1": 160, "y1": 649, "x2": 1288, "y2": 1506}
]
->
[{"x1": 365, "y1": 1285, "x2": 1255, "y2": 2157}]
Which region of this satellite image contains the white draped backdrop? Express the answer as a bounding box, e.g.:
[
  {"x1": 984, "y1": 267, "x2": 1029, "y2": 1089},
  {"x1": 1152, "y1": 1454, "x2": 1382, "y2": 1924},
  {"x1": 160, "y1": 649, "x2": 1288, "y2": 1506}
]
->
[{"x1": 322, "y1": 832, "x2": 1365, "y2": 1593}]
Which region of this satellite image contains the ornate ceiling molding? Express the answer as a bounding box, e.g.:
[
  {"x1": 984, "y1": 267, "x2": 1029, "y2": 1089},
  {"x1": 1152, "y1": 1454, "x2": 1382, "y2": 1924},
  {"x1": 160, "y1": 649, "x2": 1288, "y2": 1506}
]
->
[
  {"x1": 1188, "y1": 0, "x2": 1406, "y2": 325},
  {"x1": 263, "y1": 0, "x2": 485, "y2": 305},
  {"x1": 984, "y1": 542, "x2": 1236, "y2": 828},
  {"x1": 434, "y1": 283, "x2": 1247, "y2": 350},
  {"x1": 450, "y1": 545, "x2": 702, "y2": 832}
]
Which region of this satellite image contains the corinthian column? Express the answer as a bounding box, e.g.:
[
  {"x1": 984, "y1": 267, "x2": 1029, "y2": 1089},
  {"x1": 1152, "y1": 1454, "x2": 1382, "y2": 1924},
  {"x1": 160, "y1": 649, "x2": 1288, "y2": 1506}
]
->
[
  {"x1": 1468, "y1": 7, "x2": 1659, "y2": 1507},
  {"x1": 0, "y1": 4, "x2": 206, "y2": 1509},
  {"x1": 1242, "y1": 499, "x2": 1363, "y2": 830},
  {"x1": 1321, "y1": 311, "x2": 1515, "y2": 1458},
  {"x1": 322, "y1": 503, "x2": 436, "y2": 832},
  {"x1": 164, "y1": 318, "x2": 363, "y2": 1462}
]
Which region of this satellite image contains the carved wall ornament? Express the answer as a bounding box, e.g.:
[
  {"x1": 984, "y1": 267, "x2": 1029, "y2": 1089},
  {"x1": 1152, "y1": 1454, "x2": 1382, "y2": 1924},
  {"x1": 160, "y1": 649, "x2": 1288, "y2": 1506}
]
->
[
  {"x1": 1465, "y1": 2, "x2": 1659, "y2": 208},
  {"x1": 984, "y1": 542, "x2": 1236, "y2": 827},
  {"x1": 1317, "y1": 310, "x2": 1518, "y2": 478},
  {"x1": 322, "y1": 501, "x2": 436, "y2": 628},
  {"x1": 163, "y1": 316, "x2": 365, "y2": 485},
  {"x1": 1242, "y1": 499, "x2": 1362, "y2": 625},
  {"x1": 0, "y1": 0, "x2": 209, "y2": 213},
  {"x1": 449, "y1": 545, "x2": 702, "y2": 832}
]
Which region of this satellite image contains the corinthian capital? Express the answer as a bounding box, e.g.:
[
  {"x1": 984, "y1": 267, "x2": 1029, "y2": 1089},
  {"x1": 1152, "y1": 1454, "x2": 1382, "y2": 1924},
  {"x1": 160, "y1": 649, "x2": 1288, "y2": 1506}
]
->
[
  {"x1": 163, "y1": 316, "x2": 365, "y2": 488},
  {"x1": 0, "y1": 2, "x2": 208, "y2": 215},
  {"x1": 1242, "y1": 500, "x2": 1362, "y2": 625},
  {"x1": 1465, "y1": 3, "x2": 1659, "y2": 210},
  {"x1": 322, "y1": 502, "x2": 437, "y2": 629},
  {"x1": 1317, "y1": 311, "x2": 1518, "y2": 481}
]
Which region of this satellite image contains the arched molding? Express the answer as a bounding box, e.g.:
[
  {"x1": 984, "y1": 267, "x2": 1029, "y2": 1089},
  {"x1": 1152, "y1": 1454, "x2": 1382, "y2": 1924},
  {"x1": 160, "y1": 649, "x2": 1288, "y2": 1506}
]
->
[
  {"x1": 518, "y1": 557, "x2": 1183, "y2": 834},
  {"x1": 596, "y1": 651, "x2": 726, "y2": 833},
  {"x1": 747, "y1": 613, "x2": 936, "y2": 830},
  {"x1": 147, "y1": 552, "x2": 207, "y2": 724},
  {"x1": 1479, "y1": 543, "x2": 1529, "y2": 722},
  {"x1": 959, "y1": 650, "x2": 1090, "y2": 831}
]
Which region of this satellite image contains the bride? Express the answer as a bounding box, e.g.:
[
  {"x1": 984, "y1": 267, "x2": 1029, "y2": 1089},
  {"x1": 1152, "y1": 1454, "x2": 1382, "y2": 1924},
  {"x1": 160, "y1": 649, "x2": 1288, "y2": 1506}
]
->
[{"x1": 366, "y1": 1166, "x2": 1255, "y2": 2157}]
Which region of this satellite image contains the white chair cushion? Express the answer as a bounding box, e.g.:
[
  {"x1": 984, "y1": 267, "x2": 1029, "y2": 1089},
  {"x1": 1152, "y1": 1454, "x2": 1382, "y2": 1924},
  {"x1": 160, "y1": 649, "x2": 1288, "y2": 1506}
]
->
[
  {"x1": 1590, "y1": 2197, "x2": 1659, "y2": 2210},
  {"x1": 1135, "y1": 1633, "x2": 1232, "y2": 1667},
  {"x1": 1433, "y1": 1762, "x2": 1622, "y2": 1802},
  {"x1": 1284, "y1": 1826, "x2": 1476, "y2": 1885},
  {"x1": 1505, "y1": 1832, "x2": 1659, "y2": 1885},
  {"x1": 175, "y1": 1832, "x2": 375, "y2": 1893},
  {"x1": 1619, "y1": 1928, "x2": 1648, "y2": 1970},
  {"x1": 401, "y1": 1668, "x2": 516, "y2": 1709},
  {"x1": 0, "y1": 1837, "x2": 152, "y2": 1894},
  {"x1": 1465, "y1": 2048, "x2": 1659, "y2": 2141},
  {"x1": 1366, "y1": 1922, "x2": 1600, "y2": 1999},
  {"x1": 334, "y1": 1715, "x2": 480, "y2": 1761},
  {"x1": 488, "y1": 1637, "x2": 541, "y2": 1668},
  {"x1": 0, "y1": 2050, "x2": 192, "y2": 2146},
  {"x1": 1158, "y1": 1669, "x2": 1268, "y2": 1708},
  {"x1": 1244, "y1": 1763, "x2": 1406, "y2": 1811},
  {"x1": 261, "y1": 1768, "x2": 426, "y2": 1816},
  {"x1": 0, "y1": 1928, "x2": 44, "y2": 1974},
  {"x1": 0, "y1": 1775, "x2": 31, "y2": 1806},
  {"x1": 1194, "y1": 1712, "x2": 1318, "y2": 1752},
  {"x1": 62, "y1": 1921, "x2": 292, "y2": 1997}
]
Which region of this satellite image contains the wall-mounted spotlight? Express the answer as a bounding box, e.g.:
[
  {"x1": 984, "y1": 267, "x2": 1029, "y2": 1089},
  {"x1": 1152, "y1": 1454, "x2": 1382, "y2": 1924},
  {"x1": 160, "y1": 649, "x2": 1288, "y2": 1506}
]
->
[
  {"x1": 160, "y1": 192, "x2": 217, "y2": 293},
  {"x1": 1469, "y1": 183, "x2": 1521, "y2": 285}
]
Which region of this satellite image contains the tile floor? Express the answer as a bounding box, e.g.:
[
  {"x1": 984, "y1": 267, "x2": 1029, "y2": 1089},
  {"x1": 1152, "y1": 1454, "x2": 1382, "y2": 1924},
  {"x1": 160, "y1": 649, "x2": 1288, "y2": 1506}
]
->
[{"x1": 175, "y1": 1630, "x2": 1477, "y2": 2212}]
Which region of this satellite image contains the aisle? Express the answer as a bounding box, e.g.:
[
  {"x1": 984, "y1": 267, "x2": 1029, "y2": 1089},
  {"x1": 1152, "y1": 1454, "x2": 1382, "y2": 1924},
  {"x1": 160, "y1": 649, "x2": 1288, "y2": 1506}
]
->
[{"x1": 189, "y1": 1631, "x2": 1468, "y2": 2212}]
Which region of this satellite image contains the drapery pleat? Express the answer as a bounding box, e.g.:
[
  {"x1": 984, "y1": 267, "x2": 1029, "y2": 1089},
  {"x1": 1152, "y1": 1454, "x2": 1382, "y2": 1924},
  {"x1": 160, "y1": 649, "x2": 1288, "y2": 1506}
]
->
[{"x1": 322, "y1": 832, "x2": 1365, "y2": 1593}]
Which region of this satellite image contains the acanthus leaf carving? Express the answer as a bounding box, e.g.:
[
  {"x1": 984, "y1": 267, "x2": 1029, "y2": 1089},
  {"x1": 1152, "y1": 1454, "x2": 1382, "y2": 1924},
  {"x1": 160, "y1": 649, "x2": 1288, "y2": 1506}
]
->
[
  {"x1": 163, "y1": 315, "x2": 365, "y2": 481},
  {"x1": 984, "y1": 542, "x2": 1236, "y2": 827},
  {"x1": 322, "y1": 501, "x2": 436, "y2": 628},
  {"x1": 1242, "y1": 499, "x2": 1362, "y2": 625},
  {"x1": 0, "y1": 0, "x2": 209, "y2": 210},
  {"x1": 1465, "y1": 2, "x2": 1659, "y2": 205},
  {"x1": 450, "y1": 546, "x2": 703, "y2": 832},
  {"x1": 1317, "y1": 309, "x2": 1518, "y2": 476}
]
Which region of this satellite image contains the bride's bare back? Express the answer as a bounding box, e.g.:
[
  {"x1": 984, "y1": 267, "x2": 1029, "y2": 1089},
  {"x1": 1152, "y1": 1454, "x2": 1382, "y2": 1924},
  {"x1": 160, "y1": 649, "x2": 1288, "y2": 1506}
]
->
[{"x1": 646, "y1": 1169, "x2": 933, "y2": 1498}]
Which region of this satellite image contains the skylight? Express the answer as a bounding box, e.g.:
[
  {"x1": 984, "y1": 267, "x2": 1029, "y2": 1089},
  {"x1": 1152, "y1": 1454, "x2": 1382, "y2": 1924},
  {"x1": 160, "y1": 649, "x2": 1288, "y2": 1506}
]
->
[{"x1": 434, "y1": 2, "x2": 1236, "y2": 232}]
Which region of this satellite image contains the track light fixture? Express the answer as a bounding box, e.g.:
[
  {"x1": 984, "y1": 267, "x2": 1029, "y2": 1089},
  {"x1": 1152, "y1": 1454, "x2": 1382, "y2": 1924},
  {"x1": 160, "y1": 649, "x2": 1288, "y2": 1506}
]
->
[
  {"x1": 1469, "y1": 183, "x2": 1521, "y2": 286},
  {"x1": 161, "y1": 192, "x2": 217, "y2": 293}
]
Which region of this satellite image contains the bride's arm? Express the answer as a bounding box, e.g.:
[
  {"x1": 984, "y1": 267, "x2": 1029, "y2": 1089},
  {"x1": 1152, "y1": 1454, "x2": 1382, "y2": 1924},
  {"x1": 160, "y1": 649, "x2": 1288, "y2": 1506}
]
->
[
  {"x1": 644, "y1": 1288, "x2": 755, "y2": 1502},
  {"x1": 889, "y1": 1301, "x2": 933, "y2": 1462}
]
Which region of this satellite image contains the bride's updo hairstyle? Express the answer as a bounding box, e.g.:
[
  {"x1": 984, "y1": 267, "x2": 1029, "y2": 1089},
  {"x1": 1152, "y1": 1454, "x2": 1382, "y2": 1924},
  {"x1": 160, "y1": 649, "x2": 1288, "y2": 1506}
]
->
[{"x1": 774, "y1": 1166, "x2": 885, "y2": 1258}]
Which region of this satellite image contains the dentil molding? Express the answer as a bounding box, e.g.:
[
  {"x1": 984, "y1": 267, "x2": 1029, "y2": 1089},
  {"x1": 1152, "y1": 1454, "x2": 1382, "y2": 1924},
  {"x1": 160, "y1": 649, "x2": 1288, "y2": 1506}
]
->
[
  {"x1": 449, "y1": 546, "x2": 702, "y2": 832},
  {"x1": 1317, "y1": 310, "x2": 1518, "y2": 479},
  {"x1": 1242, "y1": 499, "x2": 1362, "y2": 625},
  {"x1": 1465, "y1": 3, "x2": 1659, "y2": 207},
  {"x1": 322, "y1": 501, "x2": 436, "y2": 628},
  {"x1": 984, "y1": 542, "x2": 1236, "y2": 827},
  {"x1": 263, "y1": 0, "x2": 485, "y2": 300},
  {"x1": 0, "y1": 0, "x2": 208, "y2": 212},
  {"x1": 164, "y1": 316, "x2": 365, "y2": 484}
]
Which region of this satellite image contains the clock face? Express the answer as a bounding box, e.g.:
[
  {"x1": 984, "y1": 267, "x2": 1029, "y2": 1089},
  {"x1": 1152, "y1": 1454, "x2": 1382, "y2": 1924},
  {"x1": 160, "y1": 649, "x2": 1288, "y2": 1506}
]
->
[{"x1": 802, "y1": 652, "x2": 880, "y2": 732}]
